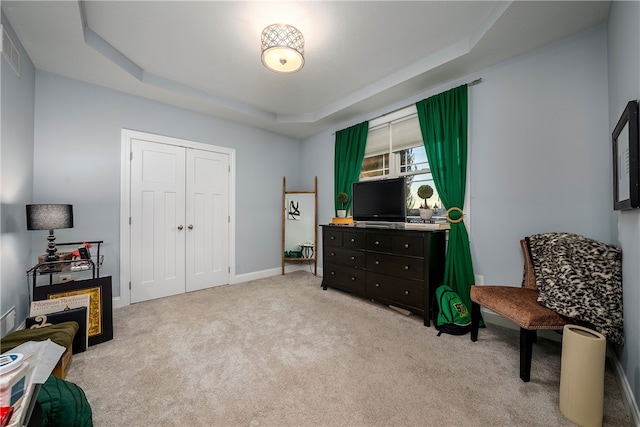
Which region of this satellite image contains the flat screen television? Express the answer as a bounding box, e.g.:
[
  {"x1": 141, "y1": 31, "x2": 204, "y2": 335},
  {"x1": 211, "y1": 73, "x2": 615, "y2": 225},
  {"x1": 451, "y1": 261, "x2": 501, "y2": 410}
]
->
[{"x1": 352, "y1": 177, "x2": 406, "y2": 223}]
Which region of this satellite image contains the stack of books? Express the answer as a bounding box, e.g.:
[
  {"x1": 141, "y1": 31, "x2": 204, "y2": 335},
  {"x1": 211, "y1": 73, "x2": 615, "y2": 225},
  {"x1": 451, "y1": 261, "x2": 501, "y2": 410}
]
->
[
  {"x1": 403, "y1": 222, "x2": 450, "y2": 230},
  {"x1": 404, "y1": 215, "x2": 449, "y2": 230}
]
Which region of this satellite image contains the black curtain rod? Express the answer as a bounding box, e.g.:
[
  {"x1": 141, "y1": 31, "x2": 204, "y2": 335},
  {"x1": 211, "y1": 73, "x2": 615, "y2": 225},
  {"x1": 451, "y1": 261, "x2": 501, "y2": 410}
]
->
[
  {"x1": 367, "y1": 78, "x2": 483, "y2": 123},
  {"x1": 332, "y1": 78, "x2": 482, "y2": 136}
]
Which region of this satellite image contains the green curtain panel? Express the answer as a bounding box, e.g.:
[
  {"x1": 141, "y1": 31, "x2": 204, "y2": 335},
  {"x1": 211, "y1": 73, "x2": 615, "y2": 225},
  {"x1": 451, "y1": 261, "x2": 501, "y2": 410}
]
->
[
  {"x1": 334, "y1": 121, "x2": 369, "y2": 214},
  {"x1": 416, "y1": 85, "x2": 476, "y2": 312}
]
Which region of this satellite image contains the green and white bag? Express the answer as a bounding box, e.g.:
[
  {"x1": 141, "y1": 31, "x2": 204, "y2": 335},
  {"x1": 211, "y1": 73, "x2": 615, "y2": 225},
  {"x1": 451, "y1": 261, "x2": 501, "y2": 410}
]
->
[{"x1": 433, "y1": 285, "x2": 471, "y2": 336}]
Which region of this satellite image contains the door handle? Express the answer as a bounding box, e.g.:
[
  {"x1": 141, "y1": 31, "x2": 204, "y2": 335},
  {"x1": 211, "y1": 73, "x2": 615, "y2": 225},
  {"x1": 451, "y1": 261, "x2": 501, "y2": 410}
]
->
[
  {"x1": 188, "y1": 225, "x2": 194, "y2": 230},
  {"x1": 177, "y1": 225, "x2": 184, "y2": 230}
]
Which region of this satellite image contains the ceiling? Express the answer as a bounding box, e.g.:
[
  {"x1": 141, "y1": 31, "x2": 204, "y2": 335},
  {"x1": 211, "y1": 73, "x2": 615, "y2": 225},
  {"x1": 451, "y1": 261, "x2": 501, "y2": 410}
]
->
[{"x1": 2, "y1": 1, "x2": 610, "y2": 139}]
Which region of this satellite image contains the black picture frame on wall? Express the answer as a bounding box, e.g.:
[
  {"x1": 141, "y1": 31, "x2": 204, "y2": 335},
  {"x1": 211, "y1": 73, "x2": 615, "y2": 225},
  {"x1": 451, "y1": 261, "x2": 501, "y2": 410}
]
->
[{"x1": 612, "y1": 100, "x2": 639, "y2": 210}]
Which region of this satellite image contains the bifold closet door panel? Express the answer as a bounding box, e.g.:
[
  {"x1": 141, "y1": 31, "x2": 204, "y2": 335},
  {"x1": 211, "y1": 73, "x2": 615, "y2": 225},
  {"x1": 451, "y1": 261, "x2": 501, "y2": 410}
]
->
[
  {"x1": 185, "y1": 148, "x2": 230, "y2": 292},
  {"x1": 130, "y1": 139, "x2": 187, "y2": 303}
]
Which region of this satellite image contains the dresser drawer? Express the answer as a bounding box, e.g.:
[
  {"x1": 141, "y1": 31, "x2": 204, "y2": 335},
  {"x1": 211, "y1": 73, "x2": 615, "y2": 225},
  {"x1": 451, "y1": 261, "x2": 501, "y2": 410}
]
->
[
  {"x1": 365, "y1": 232, "x2": 392, "y2": 252},
  {"x1": 324, "y1": 229, "x2": 343, "y2": 247},
  {"x1": 392, "y1": 234, "x2": 424, "y2": 257},
  {"x1": 366, "y1": 272, "x2": 424, "y2": 311},
  {"x1": 324, "y1": 247, "x2": 364, "y2": 269},
  {"x1": 343, "y1": 231, "x2": 365, "y2": 249},
  {"x1": 324, "y1": 263, "x2": 365, "y2": 293},
  {"x1": 365, "y1": 252, "x2": 424, "y2": 280}
]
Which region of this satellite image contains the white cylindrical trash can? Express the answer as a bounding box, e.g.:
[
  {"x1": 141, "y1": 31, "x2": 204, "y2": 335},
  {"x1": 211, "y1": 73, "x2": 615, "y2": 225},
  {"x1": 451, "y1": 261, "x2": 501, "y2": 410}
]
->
[{"x1": 559, "y1": 324, "x2": 606, "y2": 427}]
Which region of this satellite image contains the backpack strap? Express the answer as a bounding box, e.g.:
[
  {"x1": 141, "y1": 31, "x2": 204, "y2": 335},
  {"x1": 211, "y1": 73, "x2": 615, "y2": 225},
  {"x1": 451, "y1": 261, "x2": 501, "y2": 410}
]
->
[{"x1": 438, "y1": 289, "x2": 454, "y2": 322}]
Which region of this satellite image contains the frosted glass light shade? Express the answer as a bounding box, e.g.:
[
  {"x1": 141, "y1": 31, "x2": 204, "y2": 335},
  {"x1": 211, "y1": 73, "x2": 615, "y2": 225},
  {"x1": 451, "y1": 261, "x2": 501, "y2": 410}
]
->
[{"x1": 261, "y1": 24, "x2": 304, "y2": 73}]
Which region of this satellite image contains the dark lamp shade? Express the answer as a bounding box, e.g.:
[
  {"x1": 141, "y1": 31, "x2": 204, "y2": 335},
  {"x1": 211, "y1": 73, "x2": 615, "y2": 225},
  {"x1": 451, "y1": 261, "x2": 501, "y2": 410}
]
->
[{"x1": 26, "y1": 204, "x2": 74, "y2": 230}]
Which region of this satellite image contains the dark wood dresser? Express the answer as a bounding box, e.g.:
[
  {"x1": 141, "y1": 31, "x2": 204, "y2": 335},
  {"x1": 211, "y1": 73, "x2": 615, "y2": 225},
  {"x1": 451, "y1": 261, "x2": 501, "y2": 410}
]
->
[{"x1": 321, "y1": 225, "x2": 446, "y2": 326}]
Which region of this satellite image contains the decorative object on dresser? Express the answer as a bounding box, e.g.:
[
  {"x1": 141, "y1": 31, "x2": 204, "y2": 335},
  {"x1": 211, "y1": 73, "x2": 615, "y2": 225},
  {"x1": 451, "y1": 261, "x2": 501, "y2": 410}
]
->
[
  {"x1": 336, "y1": 192, "x2": 348, "y2": 218},
  {"x1": 321, "y1": 225, "x2": 446, "y2": 326},
  {"x1": 417, "y1": 184, "x2": 434, "y2": 220}
]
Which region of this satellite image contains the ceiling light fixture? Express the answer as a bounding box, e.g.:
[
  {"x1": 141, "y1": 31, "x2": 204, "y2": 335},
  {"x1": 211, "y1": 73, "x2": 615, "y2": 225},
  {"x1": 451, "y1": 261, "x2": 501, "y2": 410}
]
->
[{"x1": 261, "y1": 24, "x2": 304, "y2": 73}]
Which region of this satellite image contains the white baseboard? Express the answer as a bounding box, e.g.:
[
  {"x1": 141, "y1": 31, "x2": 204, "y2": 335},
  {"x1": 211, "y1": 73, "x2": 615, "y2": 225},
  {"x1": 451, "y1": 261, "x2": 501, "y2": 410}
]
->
[
  {"x1": 609, "y1": 349, "x2": 640, "y2": 426},
  {"x1": 113, "y1": 267, "x2": 321, "y2": 308},
  {"x1": 112, "y1": 296, "x2": 125, "y2": 310},
  {"x1": 480, "y1": 307, "x2": 639, "y2": 424},
  {"x1": 233, "y1": 267, "x2": 282, "y2": 284},
  {"x1": 234, "y1": 264, "x2": 321, "y2": 283}
]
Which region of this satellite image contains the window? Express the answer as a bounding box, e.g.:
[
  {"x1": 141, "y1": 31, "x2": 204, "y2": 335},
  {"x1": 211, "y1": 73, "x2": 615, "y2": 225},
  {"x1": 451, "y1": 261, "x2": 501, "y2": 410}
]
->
[{"x1": 360, "y1": 106, "x2": 441, "y2": 218}]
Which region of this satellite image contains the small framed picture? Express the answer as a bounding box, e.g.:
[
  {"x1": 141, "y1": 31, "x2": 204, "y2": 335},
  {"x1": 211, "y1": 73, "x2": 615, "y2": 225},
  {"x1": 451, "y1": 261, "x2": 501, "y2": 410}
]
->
[{"x1": 612, "y1": 100, "x2": 639, "y2": 210}]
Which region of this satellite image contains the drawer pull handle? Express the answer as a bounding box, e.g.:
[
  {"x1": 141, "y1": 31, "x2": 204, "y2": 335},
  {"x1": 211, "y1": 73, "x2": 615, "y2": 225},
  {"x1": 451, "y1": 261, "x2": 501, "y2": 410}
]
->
[
  {"x1": 331, "y1": 252, "x2": 335, "y2": 256},
  {"x1": 375, "y1": 283, "x2": 380, "y2": 288},
  {"x1": 351, "y1": 276, "x2": 356, "y2": 281},
  {"x1": 330, "y1": 271, "x2": 335, "y2": 275},
  {"x1": 351, "y1": 238, "x2": 355, "y2": 242},
  {"x1": 375, "y1": 260, "x2": 380, "y2": 265},
  {"x1": 404, "y1": 243, "x2": 409, "y2": 249},
  {"x1": 351, "y1": 256, "x2": 355, "y2": 260},
  {"x1": 330, "y1": 236, "x2": 335, "y2": 240},
  {"x1": 404, "y1": 290, "x2": 410, "y2": 295},
  {"x1": 404, "y1": 265, "x2": 409, "y2": 270},
  {"x1": 375, "y1": 241, "x2": 380, "y2": 245}
]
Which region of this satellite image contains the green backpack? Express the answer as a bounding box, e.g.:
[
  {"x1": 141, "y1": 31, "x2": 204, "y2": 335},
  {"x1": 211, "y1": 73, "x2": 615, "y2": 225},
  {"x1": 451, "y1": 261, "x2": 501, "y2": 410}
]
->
[{"x1": 433, "y1": 285, "x2": 471, "y2": 336}]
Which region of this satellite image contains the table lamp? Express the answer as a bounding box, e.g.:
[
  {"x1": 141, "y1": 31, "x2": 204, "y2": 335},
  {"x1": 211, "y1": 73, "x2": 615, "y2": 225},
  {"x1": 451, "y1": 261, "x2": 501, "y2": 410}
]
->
[{"x1": 26, "y1": 204, "x2": 74, "y2": 262}]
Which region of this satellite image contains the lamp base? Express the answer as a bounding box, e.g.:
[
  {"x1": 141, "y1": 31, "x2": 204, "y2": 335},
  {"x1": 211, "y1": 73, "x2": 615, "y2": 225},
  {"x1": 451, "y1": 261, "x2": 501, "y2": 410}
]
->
[{"x1": 45, "y1": 229, "x2": 59, "y2": 262}]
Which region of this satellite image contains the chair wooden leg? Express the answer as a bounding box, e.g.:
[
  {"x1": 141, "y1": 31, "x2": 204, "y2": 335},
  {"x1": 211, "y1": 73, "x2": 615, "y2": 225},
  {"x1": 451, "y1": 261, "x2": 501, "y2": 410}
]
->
[
  {"x1": 520, "y1": 328, "x2": 536, "y2": 382},
  {"x1": 470, "y1": 302, "x2": 480, "y2": 342}
]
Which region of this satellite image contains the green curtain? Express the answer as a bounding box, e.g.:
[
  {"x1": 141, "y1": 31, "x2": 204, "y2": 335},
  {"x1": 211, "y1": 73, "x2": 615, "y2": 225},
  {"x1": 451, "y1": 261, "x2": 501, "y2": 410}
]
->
[
  {"x1": 416, "y1": 85, "x2": 475, "y2": 312},
  {"x1": 334, "y1": 121, "x2": 369, "y2": 214}
]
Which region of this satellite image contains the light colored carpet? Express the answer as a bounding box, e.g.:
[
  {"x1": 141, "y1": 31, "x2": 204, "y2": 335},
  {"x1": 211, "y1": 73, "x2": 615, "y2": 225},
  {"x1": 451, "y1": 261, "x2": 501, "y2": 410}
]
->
[{"x1": 67, "y1": 271, "x2": 631, "y2": 426}]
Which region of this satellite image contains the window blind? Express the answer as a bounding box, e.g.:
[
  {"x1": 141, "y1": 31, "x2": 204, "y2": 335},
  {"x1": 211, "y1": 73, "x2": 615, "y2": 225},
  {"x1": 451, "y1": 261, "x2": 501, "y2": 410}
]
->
[{"x1": 365, "y1": 109, "x2": 422, "y2": 156}]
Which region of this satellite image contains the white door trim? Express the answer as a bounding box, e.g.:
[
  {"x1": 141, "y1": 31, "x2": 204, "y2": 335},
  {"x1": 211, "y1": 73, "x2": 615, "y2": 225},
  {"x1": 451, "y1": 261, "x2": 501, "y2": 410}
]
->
[{"x1": 119, "y1": 129, "x2": 236, "y2": 307}]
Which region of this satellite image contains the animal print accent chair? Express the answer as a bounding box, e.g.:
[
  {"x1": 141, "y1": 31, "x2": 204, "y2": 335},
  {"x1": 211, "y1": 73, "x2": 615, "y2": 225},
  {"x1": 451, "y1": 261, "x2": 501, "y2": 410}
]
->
[{"x1": 470, "y1": 240, "x2": 571, "y2": 382}]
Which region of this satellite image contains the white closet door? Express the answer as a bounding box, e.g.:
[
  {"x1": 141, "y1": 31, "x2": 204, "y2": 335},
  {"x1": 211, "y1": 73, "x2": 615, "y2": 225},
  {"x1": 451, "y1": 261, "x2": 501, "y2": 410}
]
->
[
  {"x1": 185, "y1": 149, "x2": 230, "y2": 291},
  {"x1": 130, "y1": 139, "x2": 186, "y2": 303}
]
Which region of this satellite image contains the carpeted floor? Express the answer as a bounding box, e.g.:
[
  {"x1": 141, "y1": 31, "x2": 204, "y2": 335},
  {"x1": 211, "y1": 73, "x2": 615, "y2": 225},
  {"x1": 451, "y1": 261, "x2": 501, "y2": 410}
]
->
[{"x1": 67, "y1": 271, "x2": 631, "y2": 426}]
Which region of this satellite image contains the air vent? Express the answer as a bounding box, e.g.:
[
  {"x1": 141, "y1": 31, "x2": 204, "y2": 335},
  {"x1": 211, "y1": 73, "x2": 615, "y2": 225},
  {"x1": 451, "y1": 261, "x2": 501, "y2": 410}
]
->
[{"x1": 2, "y1": 25, "x2": 21, "y2": 77}]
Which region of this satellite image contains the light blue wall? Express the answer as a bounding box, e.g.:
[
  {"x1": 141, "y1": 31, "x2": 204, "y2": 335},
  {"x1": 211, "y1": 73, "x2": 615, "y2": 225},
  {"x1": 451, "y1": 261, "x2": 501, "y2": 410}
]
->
[
  {"x1": 32, "y1": 72, "x2": 302, "y2": 298},
  {"x1": 468, "y1": 25, "x2": 611, "y2": 282},
  {"x1": 302, "y1": 19, "x2": 638, "y2": 414},
  {"x1": 608, "y1": 0, "x2": 640, "y2": 413},
  {"x1": 0, "y1": 11, "x2": 35, "y2": 329},
  {"x1": 304, "y1": 24, "x2": 611, "y2": 277}
]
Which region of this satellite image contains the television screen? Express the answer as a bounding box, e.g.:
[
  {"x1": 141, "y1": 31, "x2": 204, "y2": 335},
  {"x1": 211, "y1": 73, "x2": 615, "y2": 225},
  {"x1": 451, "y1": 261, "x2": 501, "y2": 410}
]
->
[{"x1": 352, "y1": 177, "x2": 406, "y2": 222}]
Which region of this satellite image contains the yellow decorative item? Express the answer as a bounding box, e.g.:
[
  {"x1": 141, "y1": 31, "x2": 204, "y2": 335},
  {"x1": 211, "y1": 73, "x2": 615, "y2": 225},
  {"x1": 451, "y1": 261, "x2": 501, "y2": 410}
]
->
[
  {"x1": 445, "y1": 206, "x2": 464, "y2": 224},
  {"x1": 331, "y1": 217, "x2": 353, "y2": 225}
]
